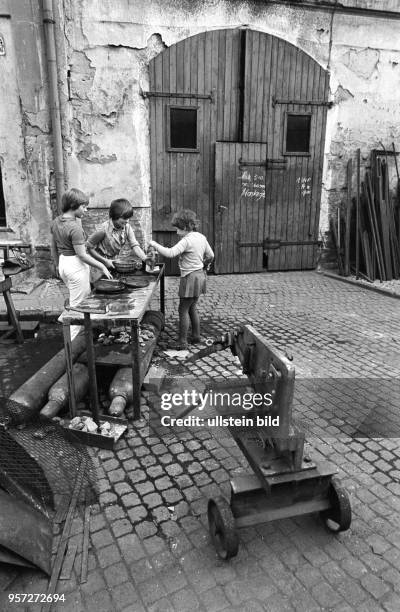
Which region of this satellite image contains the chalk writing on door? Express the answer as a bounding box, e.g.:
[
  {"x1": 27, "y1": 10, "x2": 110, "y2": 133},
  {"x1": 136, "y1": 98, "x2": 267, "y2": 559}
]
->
[
  {"x1": 239, "y1": 170, "x2": 266, "y2": 201},
  {"x1": 297, "y1": 176, "x2": 312, "y2": 197}
]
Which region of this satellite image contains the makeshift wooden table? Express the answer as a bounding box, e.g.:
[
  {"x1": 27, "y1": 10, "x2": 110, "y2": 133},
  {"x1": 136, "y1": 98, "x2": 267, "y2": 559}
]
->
[
  {"x1": 60, "y1": 265, "x2": 165, "y2": 421},
  {"x1": 0, "y1": 237, "x2": 34, "y2": 343}
]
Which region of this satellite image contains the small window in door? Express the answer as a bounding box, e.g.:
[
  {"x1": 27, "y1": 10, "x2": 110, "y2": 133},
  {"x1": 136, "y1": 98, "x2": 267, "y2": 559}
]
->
[
  {"x1": 285, "y1": 114, "x2": 311, "y2": 154},
  {"x1": 0, "y1": 162, "x2": 6, "y2": 226},
  {"x1": 168, "y1": 106, "x2": 199, "y2": 152}
]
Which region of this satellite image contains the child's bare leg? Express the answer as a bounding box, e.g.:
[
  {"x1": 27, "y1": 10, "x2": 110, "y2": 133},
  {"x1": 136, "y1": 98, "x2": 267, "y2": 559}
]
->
[
  {"x1": 188, "y1": 298, "x2": 200, "y2": 340},
  {"x1": 178, "y1": 298, "x2": 192, "y2": 345}
]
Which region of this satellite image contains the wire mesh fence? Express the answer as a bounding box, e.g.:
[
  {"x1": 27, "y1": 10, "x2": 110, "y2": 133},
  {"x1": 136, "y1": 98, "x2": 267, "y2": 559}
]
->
[{"x1": 0, "y1": 399, "x2": 98, "y2": 519}]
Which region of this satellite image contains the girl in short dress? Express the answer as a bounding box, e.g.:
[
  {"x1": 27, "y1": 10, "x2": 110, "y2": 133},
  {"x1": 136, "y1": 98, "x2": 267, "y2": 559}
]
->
[{"x1": 149, "y1": 209, "x2": 214, "y2": 350}]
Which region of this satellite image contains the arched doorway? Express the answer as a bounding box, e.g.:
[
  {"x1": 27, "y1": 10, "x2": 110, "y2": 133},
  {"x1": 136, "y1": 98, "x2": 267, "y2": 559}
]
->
[{"x1": 147, "y1": 29, "x2": 330, "y2": 274}]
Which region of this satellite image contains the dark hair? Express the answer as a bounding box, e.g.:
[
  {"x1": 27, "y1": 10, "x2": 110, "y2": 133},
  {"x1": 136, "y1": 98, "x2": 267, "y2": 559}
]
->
[
  {"x1": 171, "y1": 209, "x2": 199, "y2": 231},
  {"x1": 109, "y1": 198, "x2": 133, "y2": 220},
  {"x1": 61, "y1": 188, "x2": 89, "y2": 212}
]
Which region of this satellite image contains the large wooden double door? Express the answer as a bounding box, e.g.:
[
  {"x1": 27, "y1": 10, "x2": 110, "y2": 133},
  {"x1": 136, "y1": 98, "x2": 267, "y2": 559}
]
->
[{"x1": 148, "y1": 29, "x2": 329, "y2": 273}]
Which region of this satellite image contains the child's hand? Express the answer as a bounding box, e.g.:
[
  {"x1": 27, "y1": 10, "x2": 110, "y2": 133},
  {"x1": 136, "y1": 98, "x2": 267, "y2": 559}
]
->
[
  {"x1": 105, "y1": 259, "x2": 115, "y2": 269},
  {"x1": 101, "y1": 265, "x2": 113, "y2": 279}
]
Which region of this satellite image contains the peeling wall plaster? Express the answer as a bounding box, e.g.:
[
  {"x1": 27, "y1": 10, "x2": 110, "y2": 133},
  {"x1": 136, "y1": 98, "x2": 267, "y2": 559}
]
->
[{"x1": 2, "y1": 0, "x2": 400, "y2": 272}]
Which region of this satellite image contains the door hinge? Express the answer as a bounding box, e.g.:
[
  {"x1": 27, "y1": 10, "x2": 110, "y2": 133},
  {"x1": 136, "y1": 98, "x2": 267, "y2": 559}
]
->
[
  {"x1": 272, "y1": 96, "x2": 333, "y2": 108},
  {"x1": 238, "y1": 238, "x2": 322, "y2": 249},
  {"x1": 142, "y1": 90, "x2": 214, "y2": 101},
  {"x1": 238, "y1": 158, "x2": 287, "y2": 170}
]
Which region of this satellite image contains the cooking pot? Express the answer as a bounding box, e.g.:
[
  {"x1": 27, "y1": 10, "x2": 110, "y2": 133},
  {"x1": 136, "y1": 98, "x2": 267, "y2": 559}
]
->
[{"x1": 112, "y1": 258, "x2": 142, "y2": 274}]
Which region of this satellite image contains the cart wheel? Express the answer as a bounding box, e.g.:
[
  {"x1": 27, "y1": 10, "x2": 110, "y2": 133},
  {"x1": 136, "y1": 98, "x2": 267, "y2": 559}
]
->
[
  {"x1": 208, "y1": 497, "x2": 239, "y2": 560},
  {"x1": 320, "y1": 479, "x2": 351, "y2": 533}
]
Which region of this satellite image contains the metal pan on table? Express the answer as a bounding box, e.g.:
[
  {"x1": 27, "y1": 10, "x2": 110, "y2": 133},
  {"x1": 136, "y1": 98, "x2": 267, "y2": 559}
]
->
[
  {"x1": 93, "y1": 279, "x2": 126, "y2": 294},
  {"x1": 93, "y1": 277, "x2": 150, "y2": 294},
  {"x1": 122, "y1": 277, "x2": 150, "y2": 290}
]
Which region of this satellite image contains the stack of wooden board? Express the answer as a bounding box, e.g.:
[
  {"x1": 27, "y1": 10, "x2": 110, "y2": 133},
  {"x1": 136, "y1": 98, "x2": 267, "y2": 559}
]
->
[{"x1": 331, "y1": 145, "x2": 400, "y2": 281}]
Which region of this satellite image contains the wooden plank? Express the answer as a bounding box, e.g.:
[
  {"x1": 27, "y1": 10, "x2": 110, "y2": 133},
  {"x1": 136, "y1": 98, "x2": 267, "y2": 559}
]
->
[
  {"x1": 53, "y1": 496, "x2": 69, "y2": 524},
  {"x1": 210, "y1": 30, "x2": 219, "y2": 248},
  {"x1": 263, "y1": 34, "x2": 273, "y2": 145},
  {"x1": 283, "y1": 46, "x2": 301, "y2": 270},
  {"x1": 62, "y1": 322, "x2": 77, "y2": 418},
  {"x1": 362, "y1": 230, "x2": 373, "y2": 280},
  {"x1": 214, "y1": 142, "x2": 223, "y2": 272},
  {"x1": 131, "y1": 321, "x2": 141, "y2": 420},
  {"x1": 153, "y1": 51, "x2": 166, "y2": 229},
  {"x1": 149, "y1": 56, "x2": 158, "y2": 226},
  {"x1": 344, "y1": 159, "x2": 353, "y2": 276},
  {"x1": 376, "y1": 158, "x2": 393, "y2": 279},
  {"x1": 199, "y1": 32, "x2": 211, "y2": 238},
  {"x1": 303, "y1": 61, "x2": 321, "y2": 270},
  {"x1": 356, "y1": 148, "x2": 361, "y2": 277},
  {"x1": 169, "y1": 44, "x2": 178, "y2": 215},
  {"x1": 299, "y1": 54, "x2": 315, "y2": 270},
  {"x1": 330, "y1": 214, "x2": 344, "y2": 275},
  {"x1": 231, "y1": 143, "x2": 239, "y2": 273},
  {"x1": 161, "y1": 46, "x2": 171, "y2": 222},
  {"x1": 190, "y1": 34, "x2": 200, "y2": 224},
  {"x1": 216, "y1": 29, "x2": 226, "y2": 141},
  {"x1": 242, "y1": 29, "x2": 251, "y2": 142},
  {"x1": 268, "y1": 37, "x2": 286, "y2": 270},
  {"x1": 263, "y1": 37, "x2": 277, "y2": 270},
  {"x1": 223, "y1": 30, "x2": 233, "y2": 140},
  {"x1": 256, "y1": 143, "x2": 268, "y2": 271},
  {"x1": 231, "y1": 29, "x2": 241, "y2": 142},
  {"x1": 42, "y1": 459, "x2": 87, "y2": 612},
  {"x1": 382, "y1": 157, "x2": 400, "y2": 277},
  {"x1": 80, "y1": 501, "x2": 90, "y2": 584},
  {"x1": 365, "y1": 171, "x2": 385, "y2": 280},
  {"x1": 256, "y1": 33, "x2": 266, "y2": 145},
  {"x1": 249, "y1": 31, "x2": 260, "y2": 142},
  {"x1": 84, "y1": 313, "x2": 100, "y2": 424},
  {"x1": 287, "y1": 45, "x2": 305, "y2": 270},
  {"x1": 59, "y1": 542, "x2": 77, "y2": 580}
]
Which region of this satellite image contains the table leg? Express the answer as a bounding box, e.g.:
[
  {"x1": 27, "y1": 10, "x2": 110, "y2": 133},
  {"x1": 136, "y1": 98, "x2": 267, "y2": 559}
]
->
[
  {"x1": 1, "y1": 276, "x2": 24, "y2": 343},
  {"x1": 131, "y1": 320, "x2": 141, "y2": 420},
  {"x1": 62, "y1": 322, "x2": 76, "y2": 418},
  {"x1": 84, "y1": 313, "x2": 100, "y2": 424}
]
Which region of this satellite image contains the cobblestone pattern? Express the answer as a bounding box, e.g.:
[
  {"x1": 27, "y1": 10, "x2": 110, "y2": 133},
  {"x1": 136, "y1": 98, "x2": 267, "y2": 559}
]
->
[{"x1": 1, "y1": 272, "x2": 400, "y2": 612}]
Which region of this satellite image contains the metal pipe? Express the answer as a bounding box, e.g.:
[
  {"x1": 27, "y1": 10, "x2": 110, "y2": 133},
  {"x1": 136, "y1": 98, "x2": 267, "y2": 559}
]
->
[
  {"x1": 42, "y1": 0, "x2": 64, "y2": 213},
  {"x1": 7, "y1": 333, "x2": 87, "y2": 424}
]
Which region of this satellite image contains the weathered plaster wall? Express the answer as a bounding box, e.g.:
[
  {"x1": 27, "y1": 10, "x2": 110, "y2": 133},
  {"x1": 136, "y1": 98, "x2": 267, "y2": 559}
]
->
[
  {"x1": 62, "y1": 0, "x2": 400, "y2": 241},
  {"x1": 0, "y1": 0, "x2": 54, "y2": 250},
  {"x1": 2, "y1": 0, "x2": 399, "y2": 274}
]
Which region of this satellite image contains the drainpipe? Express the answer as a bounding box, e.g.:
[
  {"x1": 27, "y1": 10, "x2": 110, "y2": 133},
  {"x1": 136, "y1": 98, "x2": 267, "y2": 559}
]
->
[{"x1": 42, "y1": 0, "x2": 64, "y2": 214}]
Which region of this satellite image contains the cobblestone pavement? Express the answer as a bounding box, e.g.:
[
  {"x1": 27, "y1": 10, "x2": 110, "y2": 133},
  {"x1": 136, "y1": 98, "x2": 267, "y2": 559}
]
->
[{"x1": 1, "y1": 271, "x2": 400, "y2": 612}]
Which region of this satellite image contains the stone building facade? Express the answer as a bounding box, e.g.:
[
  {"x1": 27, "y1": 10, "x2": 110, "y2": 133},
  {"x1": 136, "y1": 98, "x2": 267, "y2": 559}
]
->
[{"x1": 1, "y1": 0, "x2": 399, "y2": 274}]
